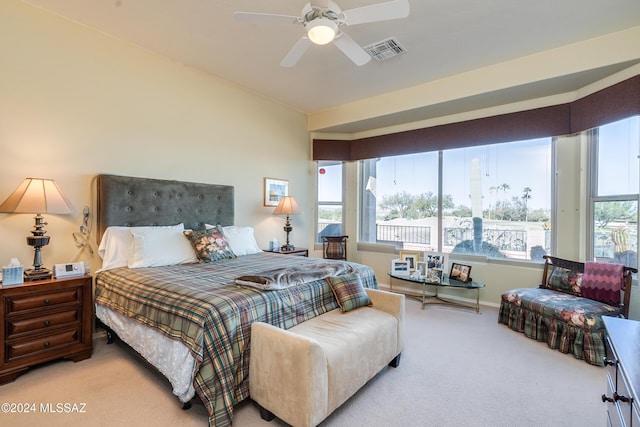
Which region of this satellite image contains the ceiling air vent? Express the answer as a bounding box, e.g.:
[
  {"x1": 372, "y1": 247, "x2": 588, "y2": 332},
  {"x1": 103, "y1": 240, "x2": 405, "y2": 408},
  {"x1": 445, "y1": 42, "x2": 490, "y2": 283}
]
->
[{"x1": 364, "y1": 37, "x2": 407, "y2": 61}]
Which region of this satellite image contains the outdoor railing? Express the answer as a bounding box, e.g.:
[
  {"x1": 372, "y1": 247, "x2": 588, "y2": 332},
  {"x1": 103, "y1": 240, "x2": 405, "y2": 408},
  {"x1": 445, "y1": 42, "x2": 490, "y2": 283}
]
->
[
  {"x1": 320, "y1": 222, "x2": 526, "y2": 252},
  {"x1": 444, "y1": 227, "x2": 527, "y2": 252},
  {"x1": 377, "y1": 224, "x2": 431, "y2": 244}
]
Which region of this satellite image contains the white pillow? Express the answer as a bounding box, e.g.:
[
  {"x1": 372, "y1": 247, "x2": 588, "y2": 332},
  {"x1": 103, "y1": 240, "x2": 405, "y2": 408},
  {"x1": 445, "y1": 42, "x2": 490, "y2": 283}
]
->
[
  {"x1": 128, "y1": 227, "x2": 198, "y2": 268},
  {"x1": 207, "y1": 225, "x2": 263, "y2": 256},
  {"x1": 97, "y1": 224, "x2": 184, "y2": 271}
]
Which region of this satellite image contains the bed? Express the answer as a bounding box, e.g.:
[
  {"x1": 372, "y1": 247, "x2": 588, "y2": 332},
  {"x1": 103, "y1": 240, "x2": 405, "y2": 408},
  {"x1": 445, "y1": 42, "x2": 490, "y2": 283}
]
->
[{"x1": 93, "y1": 174, "x2": 378, "y2": 427}]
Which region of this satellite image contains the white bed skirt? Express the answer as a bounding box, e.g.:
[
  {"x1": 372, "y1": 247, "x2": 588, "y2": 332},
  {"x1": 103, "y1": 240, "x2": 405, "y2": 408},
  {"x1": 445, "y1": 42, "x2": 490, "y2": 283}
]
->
[{"x1": 95, "y1": 304, "x2": 197, "y2": 403}]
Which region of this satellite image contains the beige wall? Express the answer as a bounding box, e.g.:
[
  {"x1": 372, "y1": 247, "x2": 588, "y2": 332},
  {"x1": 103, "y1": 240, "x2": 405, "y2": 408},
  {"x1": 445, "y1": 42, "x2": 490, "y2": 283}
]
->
[{"x1": 0, "y1": 1, "x2": 310, "y2": 274}]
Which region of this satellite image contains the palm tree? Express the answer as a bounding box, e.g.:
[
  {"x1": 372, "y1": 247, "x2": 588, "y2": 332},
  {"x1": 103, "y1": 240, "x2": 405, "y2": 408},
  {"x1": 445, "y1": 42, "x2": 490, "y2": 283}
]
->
[
  {"x1": 488, "y1": 186, "x2": 496, "y2": 219},
  {"x1": 522, "y1": 187, "x2": 532, "y2": 222},
  {"x1": 499, "y1": 183, "x2": 510, "y2": 200}
]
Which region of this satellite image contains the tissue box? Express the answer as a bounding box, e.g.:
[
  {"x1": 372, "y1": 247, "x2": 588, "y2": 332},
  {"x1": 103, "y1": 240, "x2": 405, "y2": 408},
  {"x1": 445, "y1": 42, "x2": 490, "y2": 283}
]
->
[{"x1": 2, "y1": 266, "x2": 24, "y2": 286}]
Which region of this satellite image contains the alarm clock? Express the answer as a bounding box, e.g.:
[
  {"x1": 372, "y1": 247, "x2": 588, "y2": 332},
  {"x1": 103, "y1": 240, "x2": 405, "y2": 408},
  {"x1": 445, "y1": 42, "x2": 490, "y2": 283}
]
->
[{"x1": 53, "y1": 262, "x2": 86, "y2": 279}]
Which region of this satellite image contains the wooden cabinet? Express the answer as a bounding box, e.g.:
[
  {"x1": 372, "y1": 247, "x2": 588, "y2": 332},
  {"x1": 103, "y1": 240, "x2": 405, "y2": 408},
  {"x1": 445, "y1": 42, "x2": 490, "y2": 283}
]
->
[
  {"x1": 0, "y1": 276, "x2": 93, "y2": 384},
  {"x1": 603, "y1": 316, "x2": 640, "y2": 427}
]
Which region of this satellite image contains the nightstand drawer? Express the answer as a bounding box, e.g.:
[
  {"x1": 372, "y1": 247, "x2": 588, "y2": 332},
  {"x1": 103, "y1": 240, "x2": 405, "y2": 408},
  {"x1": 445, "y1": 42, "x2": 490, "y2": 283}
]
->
[
  {"x1": 7, "y1": 308, "x2": 80, "y2": 337},
  {"x1": 6, "y1": 288, "x2": 81, "y2": 313},
  {"x1": 6, "y1": 328, "x2": 81, "y2": 361}
]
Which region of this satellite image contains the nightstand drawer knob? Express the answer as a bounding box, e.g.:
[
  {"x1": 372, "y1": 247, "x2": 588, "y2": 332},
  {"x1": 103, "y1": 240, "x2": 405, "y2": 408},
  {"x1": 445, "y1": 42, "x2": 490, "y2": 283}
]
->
[
  {"x1": 602, "y1": 394, "x2": 614, "y2": 403},
  {"x1": 43, "y1": 341, "x2": 50, "y2": 348},
  {"x1": 44, "y1": 298, "x2": 51, "y2": 305},
  {"x1": 614, "y1": 392, "x2": 631, "y2": 403},
  {"x1": 43, "y1": 320, "x2": 50, "y2": 326}
]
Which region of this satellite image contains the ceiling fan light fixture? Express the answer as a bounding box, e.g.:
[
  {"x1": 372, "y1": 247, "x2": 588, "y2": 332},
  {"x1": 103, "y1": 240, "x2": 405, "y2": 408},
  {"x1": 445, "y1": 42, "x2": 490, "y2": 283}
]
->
[{"x1": 307, "y1": 18, "x2": 337, "y2": 45}]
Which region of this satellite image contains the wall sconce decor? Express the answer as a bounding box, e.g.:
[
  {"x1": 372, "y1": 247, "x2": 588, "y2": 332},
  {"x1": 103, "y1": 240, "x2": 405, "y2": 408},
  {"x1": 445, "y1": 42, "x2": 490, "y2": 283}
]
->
[
  {"x1": 272, "y1": 195, "x2": 302, "y2": 251},
  {"x1": 0, "y1": 178, "x2": 73, "y2": 281}
]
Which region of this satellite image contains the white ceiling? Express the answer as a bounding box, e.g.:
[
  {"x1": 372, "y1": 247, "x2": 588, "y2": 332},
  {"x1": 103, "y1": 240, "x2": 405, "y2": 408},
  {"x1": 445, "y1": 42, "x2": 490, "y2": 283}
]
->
[{"x1": 24, "y1": 0, "x2": 640, "y2": 131}]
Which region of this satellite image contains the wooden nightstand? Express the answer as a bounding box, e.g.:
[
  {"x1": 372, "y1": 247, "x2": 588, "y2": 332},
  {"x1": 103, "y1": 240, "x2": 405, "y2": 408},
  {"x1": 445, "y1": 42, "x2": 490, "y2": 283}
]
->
[
  {"x1": 264, "y1": 248, "x2": 309, "y2": 257},
  {"x1": 0, "y1": 275, "x2": 93, "y2": 385}
]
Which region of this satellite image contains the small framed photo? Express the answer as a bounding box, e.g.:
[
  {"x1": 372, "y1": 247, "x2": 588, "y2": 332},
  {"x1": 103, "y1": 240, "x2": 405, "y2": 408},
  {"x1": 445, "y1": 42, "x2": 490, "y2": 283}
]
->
[
  {"x1": 450, "y1": 263, "x2": 472, "y2": 282},
  {"x1": 416, "y1": 261, "x2": 427, "y2": 276},
  {"x1": 424, "y1": 252, "x2": 448, "y2": 272},
  {"x1": 399, "y1": 250, "x2": 421, "y2": 271},
  {"x1": 391, "y1": 259, "x2": 410, "y2": 275},
  {"x1": 264, "y1": 178, "x2": 289, "y2": 207},
  {"x1": 427, "y1": 267, "x2": 443, "y2": 283}
]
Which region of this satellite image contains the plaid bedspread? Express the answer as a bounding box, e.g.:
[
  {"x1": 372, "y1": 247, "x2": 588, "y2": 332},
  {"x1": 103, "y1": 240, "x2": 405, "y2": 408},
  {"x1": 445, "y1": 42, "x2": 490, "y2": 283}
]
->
[{"x1": 94, "y1": 252, "x2": 378, "y2": 427}]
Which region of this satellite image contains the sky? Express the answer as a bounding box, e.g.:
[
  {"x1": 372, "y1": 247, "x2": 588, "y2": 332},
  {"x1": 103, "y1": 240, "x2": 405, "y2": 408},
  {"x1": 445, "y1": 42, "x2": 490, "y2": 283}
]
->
[
  {"x1": 375, "y1": 137, "x2": 552, "y2": 211},
  {"x1": 598, "y1": 116, "x2": 640, "y2": 196}
]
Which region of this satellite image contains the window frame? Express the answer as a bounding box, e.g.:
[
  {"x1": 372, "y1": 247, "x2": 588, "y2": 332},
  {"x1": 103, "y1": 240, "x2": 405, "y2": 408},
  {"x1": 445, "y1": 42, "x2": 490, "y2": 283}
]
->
[
  {"x1": 315, "y1": 160, "x2": 346, "y2": 248},
  {"x1": 587, "y1": 124, "x2": 640, "y2": 268}
]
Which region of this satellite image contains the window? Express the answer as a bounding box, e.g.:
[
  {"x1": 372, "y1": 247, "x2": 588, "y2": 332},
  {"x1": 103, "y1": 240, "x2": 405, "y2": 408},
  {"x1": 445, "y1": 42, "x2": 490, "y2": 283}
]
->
[
  {"x1": 360, "y1": 152, "x2": 439, "y2": 251},
  {"x1": 589, "y1": 116, "x2": 639, "y2": 268},
  {"x1": 360, "y1": 138, "x2": 553, "y2": 261},
  {"x1": 316, "y1": 161, "x2": 344, "y2": 243}
]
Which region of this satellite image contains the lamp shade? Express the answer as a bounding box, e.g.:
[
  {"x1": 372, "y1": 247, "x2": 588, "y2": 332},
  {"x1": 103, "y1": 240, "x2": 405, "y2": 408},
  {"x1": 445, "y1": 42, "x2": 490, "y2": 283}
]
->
[
  {"x1": 307, "y1": 18, "x2": 337, "y2": 45},
  {"x1": 0, "y1": 178, "x2": 73, "y2": 214},
  {"x1": 272, "y1": 196, "x2": 302, "y2": 216}
]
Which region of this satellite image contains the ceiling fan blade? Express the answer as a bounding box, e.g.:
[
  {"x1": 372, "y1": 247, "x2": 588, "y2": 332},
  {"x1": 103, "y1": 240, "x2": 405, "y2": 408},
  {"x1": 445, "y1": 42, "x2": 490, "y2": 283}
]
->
[
  {"x1": 281, "y1": 37, "x2": 313, "y2": 67},
  {"x1": 333, "y1": 33, "x2": 371, "y2": 66},
  {"x1": 233, "y1": 12, "x2": 300, "y2": 25},
  {"x1": 343, "y1": 0, "x2": 410, "y2": 26}
]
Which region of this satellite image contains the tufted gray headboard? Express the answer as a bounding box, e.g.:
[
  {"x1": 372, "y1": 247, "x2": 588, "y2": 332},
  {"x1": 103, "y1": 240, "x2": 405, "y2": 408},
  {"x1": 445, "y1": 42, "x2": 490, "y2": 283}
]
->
[{"x1": 96, "y1": 174, "x2": 234, "y2": 242}]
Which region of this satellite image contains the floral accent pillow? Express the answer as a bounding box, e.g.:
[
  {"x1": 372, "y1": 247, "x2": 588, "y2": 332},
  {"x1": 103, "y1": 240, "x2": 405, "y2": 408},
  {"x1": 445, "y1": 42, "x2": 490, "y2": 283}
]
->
[
  {"x1": 327, "y1": 273, "x2": 371, "y2": 313},
  {"x1": 545, "y1": 266, "x2": 583, "y2": 296},
  {"x1": 183, "y1": 225, "x2": 236, "y2": 263}
]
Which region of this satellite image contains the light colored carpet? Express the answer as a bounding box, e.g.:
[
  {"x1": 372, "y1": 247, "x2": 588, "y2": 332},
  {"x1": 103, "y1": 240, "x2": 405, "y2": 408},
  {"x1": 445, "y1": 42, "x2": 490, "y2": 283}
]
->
[{"x1": 0, "y1": 299, "x2": 607, "y2": 426}]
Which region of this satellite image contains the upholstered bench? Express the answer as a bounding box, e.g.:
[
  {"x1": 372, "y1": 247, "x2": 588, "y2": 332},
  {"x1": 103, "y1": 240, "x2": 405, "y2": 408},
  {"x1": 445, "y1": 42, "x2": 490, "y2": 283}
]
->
[
  {"x1": 498, "y1": 255, "x2": 636, "y2": 366},
  {"x1": 250, "y1": 287, "x2": 405, "y2": 427}
]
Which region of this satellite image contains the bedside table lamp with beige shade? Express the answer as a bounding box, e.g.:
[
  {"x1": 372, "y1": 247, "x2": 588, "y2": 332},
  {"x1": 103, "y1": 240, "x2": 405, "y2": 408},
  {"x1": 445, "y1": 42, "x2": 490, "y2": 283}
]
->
[
  {"x1": 272, "y1": 195, "x2": 302, "y2": 252},
  {"x1": 0, "y1": 178, "x2": 73, "y2": 281}
]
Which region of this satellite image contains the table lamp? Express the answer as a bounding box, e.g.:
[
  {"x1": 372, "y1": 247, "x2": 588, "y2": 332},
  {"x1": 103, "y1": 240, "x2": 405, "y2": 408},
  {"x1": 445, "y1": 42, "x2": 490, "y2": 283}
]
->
[
  {"x1": 272, "y1": 196, "x2": 302, "y2": 251},
  {"x1": 0, "y1": 178, "x2": 73, "y2": 281}
]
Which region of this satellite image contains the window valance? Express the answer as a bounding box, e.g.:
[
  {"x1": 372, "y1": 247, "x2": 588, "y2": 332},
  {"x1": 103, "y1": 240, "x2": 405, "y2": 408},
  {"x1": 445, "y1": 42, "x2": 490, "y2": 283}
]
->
[{"x1": 313, "y1": 75, "x2": 640, "y2": 161}]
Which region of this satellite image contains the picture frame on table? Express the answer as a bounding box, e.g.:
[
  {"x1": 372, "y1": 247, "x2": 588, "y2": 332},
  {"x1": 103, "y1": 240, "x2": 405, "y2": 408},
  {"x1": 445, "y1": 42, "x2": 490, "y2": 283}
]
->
[
  {"x1": 424, "y1": 251, "x2": 447, "y2": 283},
  {"x1": 427, "y1": 268, "x2": 443, "y2": 283},
  {"x1": 450, "y1": 262, "x2": 472, "y2": 282},
  {"x1": 399, "y1": 250, "x2": 421, "y2": 271},
  {"x1": 391, "y1": 259, "x2": 410, "y2": 275},
  {"x1": 416, "y1": 261, "x2": 427, "y2": 276},
  {"x1": 264, "y1": 178, "x2": 288, "y2": 207},
  {"x1": 424, "y1": 251, "x2": 448, "y2": 271}
]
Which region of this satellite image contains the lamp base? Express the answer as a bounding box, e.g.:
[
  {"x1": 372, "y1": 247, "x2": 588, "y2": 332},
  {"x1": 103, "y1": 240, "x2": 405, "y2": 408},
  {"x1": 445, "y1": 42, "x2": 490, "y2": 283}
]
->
[
  {"x1": 281, "y1": 244, "x2": 295, "y2": 251},
  {"x1": 24, "y1": 268, "x2": 52, "y2": 281}
]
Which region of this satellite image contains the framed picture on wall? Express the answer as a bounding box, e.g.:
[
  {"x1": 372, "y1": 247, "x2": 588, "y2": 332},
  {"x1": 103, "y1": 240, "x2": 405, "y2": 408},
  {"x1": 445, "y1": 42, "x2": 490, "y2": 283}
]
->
[{"x1": 264, "y1": 178, "x2": 289, "y2": 207}]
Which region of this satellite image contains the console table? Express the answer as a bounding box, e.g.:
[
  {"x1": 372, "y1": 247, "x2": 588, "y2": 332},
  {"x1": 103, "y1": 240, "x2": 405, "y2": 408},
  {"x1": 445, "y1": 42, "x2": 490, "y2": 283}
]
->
[{"x1": 388, "y1": 272, "x2": 485, "y2": 313}]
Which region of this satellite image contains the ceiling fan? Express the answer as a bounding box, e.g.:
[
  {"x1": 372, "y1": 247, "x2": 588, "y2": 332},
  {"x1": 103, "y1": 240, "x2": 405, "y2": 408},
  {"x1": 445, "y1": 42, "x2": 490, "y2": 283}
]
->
[{"x1": 234, "y1": 0, "x2": 410, "y2": 67}]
